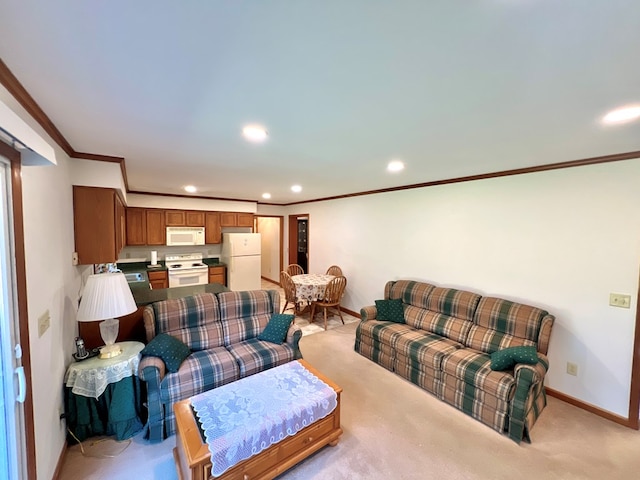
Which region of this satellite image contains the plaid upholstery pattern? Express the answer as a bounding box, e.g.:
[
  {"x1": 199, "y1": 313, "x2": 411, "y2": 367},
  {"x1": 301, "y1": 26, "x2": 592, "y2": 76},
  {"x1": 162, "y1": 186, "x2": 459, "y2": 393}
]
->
[
  {"x1": 441, "y1": 348, "x2": 515, "y2": 400},
  {"x1": 139, "y1": 356, "x2": 166, "y2": 382},
  {"x1": 404, "y1": 305, "x2": 473, "y2": 344},
  {"x1": 441, "y1": 375, "x2": 510, "y2": 433},
  {"x1": 394, "y1": 330, "x2": 463, "y2": 371},
  {"x1": 218, "y1": 290, "x2": 279, "y2": 345},
  {"x1": 385, "y1": 280, "x2": 436, "y2": 308},
  {"x1": 354, "y1": 338, "x2": 395, "y2": 371},
  {"x1": 159, "y1": 347, "x2": 239, "y2": 404},
  {"x1": 226, "y1": 338, "x2": 297, "y2": 378},
  {"x1": 355, "y1": 280, "x2": 554, "y2": 443},
  {"x1": 149, "y1": 293, "x2": 224, "y2": 351}
]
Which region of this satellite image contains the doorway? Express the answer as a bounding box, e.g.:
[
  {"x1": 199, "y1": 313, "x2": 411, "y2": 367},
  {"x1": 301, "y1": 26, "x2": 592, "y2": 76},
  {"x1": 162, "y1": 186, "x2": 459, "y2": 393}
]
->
[
  {"x1": 0, "y1": 142, "x2": 34, "y2": 479},
  {"x1": 288, "y1": 214, "x2": 309, "y2": 273},
  {"x1": 255, "y1": 215, "x2": 284, "y2": 284}
]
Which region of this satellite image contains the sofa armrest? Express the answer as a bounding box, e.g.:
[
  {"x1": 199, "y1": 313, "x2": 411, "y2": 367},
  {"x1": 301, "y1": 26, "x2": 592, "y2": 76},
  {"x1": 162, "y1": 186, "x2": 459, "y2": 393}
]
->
[
  {"x1": 139, "y1": 356, "x2": 167, "y2": 443},
  {"x1": 139, "y1": 355, "x2": 166, "y2": 382},
  {"x1": 360, "y1": 305, "x2": 377, "y2": 322},
  {"x1": 286, "y1": 323, "x2": 303, "y2": 359},
  {"x1": 514, "y1": 353, "x2": 549, "y2": 385}
]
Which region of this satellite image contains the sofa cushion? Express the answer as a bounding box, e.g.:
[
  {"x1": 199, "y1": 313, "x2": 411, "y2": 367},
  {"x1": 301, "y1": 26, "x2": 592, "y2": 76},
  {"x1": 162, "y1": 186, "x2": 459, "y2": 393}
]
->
[
  {"x1": 159, "y1": 347, "x2": 239, "y2": 404},
  {"x1": 151, "y1": 293, "x2": 224, "y2": 351},
  {"x1": 141, "y1": 333, "x2": 191, "y2": 373},
  {"x1": 490, "y1": 346, "x2": 539, "y2": 371},
  {"x1": 218, "y1": 290, "x2": 279, "y2": 345},
  {"x1": 226, "y1": 338, "x2": 297, "y2": 378},
  {"x1": 258, "y1": 314, "x2": 295, "y2": 344},
  {"x1": 425, "y1": 287, "x2": 482, "y2": 323},
  {"x1": 386, "y1": 280, "x2": 436, "y2": 309},
  {"x1": 394, "y1": 330, "x2": 463, "y2": 371},
  {"x1": 441, "y1": 348, "x2": 516, "y2": 401},
  {"x1": 404, "y1": 305, "x2": 473, "y2": 344},
  {"x1": 465, "y1": 325, "x2": 537, "y2": 355},
  {"x1": 356, "y1": 320, "x2": 415, "y2": 349},
  {"x1": 375, "y1": 299, "x2": 405, "y2": 323},
  {"x1": 473, "y1": 297, "x2": 548, "y2": 343}
]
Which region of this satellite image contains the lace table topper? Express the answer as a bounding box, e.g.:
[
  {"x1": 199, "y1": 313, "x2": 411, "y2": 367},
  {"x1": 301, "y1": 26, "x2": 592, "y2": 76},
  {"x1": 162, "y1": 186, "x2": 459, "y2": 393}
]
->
[
  {"x1": 292, "y1": 273, "x2": 335, "y2": 304},
  {"x1": 64, "y1": 341, "x2": 144, "y2": 398},
  {"x1": 190, "y1": 361, "x2": 338, "y2": 477}
]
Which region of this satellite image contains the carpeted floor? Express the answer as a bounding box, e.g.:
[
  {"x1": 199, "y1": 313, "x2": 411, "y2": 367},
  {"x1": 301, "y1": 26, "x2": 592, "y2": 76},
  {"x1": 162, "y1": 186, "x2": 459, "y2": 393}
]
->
[{"x1": 58, "y1": 323, "x2": 640, "y2": 480}]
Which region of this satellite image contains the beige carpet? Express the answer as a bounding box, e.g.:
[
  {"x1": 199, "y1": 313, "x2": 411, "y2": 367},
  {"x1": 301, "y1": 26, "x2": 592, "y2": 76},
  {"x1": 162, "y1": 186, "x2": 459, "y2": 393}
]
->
[{"x1": 58, "y1": 322, "x2": 640, "y2": 480}]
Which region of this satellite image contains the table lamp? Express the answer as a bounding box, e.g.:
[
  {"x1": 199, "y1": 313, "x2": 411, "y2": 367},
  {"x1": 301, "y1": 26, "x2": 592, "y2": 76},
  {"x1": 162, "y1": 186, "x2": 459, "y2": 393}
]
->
[{"x1": 77, "y1": 272, "x2": 137, "y2": 359}]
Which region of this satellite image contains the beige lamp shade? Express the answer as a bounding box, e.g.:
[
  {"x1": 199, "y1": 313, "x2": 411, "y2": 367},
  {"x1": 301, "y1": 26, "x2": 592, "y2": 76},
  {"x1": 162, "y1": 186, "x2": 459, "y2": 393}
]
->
[{"x1": 77, "y1": 272, "x2": 137, "y2": 322}]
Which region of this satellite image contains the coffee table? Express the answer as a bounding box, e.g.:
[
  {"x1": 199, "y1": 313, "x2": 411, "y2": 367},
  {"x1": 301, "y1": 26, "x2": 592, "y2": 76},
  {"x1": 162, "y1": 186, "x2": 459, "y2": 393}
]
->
[{"x1": 173, "y1": 359, "x2": 342, "y2": 480}]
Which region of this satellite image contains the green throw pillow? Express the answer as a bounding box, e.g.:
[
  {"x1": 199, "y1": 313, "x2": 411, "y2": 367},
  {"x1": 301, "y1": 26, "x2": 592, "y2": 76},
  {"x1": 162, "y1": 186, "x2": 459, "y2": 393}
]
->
[
  {"x1": 490, "y1": 346, "x2": 539, "y2": 371},
  {"x1": 258, "y1": 314, "x2": 295, "y2": 344},
  {"x1": 375, "y1": 299, "x2": 405, "y2": 323},
  {"x1": 141, "y1": 333, "x2": 191, "y2": 373}
]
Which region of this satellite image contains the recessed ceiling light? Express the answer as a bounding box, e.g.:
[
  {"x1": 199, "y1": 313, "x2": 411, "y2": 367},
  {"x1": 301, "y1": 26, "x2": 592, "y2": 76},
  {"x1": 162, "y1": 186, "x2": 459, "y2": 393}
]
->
[
  {"x1": 184, "y1": 185, "x2": 197, "y2": 193},
  {"x1": 291, "y1": 185, "x2": 302, "y2": 193},
  {"x1": 602, "y1": 105, "x2": 640, "y2": 125},
  {"x1": 262, "y1": 193, "x2": 271, "y2": 199},
  {"x1": 242, "y1": 124, "x2": 268, "y2": 142},
  {"x1": 387, "y1": 160, "x2": 405, "y2": 172}
]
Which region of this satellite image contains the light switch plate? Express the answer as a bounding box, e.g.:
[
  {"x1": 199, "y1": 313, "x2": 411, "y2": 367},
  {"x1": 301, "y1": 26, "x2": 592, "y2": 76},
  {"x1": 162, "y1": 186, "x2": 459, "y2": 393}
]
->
[{"x1": 609, "y1": 293, "x2": 631, "y2": 309}]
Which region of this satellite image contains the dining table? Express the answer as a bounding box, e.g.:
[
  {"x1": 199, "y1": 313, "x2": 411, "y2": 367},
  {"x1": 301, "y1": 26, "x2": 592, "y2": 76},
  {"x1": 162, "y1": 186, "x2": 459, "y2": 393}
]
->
[{"x1": 291, "y1": 273, "x2": 335, "y2": 307}]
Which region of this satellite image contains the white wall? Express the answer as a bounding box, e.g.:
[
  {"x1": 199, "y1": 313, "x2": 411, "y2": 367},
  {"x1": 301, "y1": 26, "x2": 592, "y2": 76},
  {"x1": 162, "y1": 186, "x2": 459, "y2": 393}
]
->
[
  {"x1": 257, "y1": 217, "x2": 281, "y2": 282},
  {"x1": 277, "y1": 160, "x2": 640, "y2": 418},
  {"x1": 127, "y1": 193, "x2": 256, "y2": 213},
  {"x1": 1, "y1": 85, "x2": 83, "y2": 479},
  {"x1": 69, "y1": 158, "x2": 127, "y2": 200}
]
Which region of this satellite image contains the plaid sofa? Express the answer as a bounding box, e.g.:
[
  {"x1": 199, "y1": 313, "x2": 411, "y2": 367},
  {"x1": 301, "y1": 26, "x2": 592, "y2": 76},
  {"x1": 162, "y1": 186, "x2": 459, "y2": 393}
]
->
[
  {"x1": 139, "y1": 290, "x2": 303, "y2": 441},
  {"x1": 354, "y1": 280, "x2": 554, "y2": 443}
]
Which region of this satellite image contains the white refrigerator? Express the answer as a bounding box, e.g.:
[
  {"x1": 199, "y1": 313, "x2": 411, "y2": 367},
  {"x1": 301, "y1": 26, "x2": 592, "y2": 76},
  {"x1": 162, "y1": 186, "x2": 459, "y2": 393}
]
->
[{"x1": 221, "y1": 233, "x2": 262, "y2": 291}]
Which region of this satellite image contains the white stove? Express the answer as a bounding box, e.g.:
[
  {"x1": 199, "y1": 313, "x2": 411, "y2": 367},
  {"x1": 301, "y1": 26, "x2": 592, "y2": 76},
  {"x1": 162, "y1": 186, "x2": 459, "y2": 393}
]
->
[{"x1": 165, "y1": 253, "x2": 208, "y2": 288}]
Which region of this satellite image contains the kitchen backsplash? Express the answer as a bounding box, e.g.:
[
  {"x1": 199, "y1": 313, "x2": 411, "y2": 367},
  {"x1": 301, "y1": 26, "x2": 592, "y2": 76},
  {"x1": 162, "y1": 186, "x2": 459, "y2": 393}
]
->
[{"x1": 118, "y1": 244, "x2": 222, "y2": 264}]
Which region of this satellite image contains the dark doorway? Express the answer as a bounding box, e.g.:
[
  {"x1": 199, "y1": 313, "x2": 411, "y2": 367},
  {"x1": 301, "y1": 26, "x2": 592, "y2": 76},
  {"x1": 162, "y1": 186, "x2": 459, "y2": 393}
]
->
[{"x1": 288, "y1": 214, "x2": 309, "y2": 273}]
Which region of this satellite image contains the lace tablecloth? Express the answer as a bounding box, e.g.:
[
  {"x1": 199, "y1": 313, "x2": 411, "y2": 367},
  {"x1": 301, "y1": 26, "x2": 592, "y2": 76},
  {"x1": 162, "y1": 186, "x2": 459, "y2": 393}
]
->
[
  {"x1": 190, "y1": 360, "x2": 338, "y2": 477},
  {"x1": 292, "y1": 273, "x2": 335, "y2": 305},
  {"x1": 64, "y1": 341, "x2": 144, "y2": 399}
]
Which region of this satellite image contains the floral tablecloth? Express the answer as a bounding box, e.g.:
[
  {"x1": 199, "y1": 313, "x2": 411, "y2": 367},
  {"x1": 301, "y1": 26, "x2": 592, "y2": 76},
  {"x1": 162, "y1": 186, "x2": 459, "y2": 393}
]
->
[
  {"x1": 292, "y1": 273, "x2": 335, "y2": 305},
  {"x1": 190, "y1": 361, "x2": 338, "y2": 477}
]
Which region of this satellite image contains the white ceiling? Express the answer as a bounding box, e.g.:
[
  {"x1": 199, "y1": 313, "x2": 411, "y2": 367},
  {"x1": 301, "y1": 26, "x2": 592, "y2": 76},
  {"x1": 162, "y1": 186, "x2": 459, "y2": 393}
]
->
[{"x1": 1, "y1": 1, "x2": 639, "y2": 204}]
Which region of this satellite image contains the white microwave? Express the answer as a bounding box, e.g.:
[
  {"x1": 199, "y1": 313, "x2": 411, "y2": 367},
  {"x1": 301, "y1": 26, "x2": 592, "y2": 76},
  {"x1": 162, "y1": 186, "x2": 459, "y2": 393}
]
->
[{"x1": 166, "y1": 227, "x2": 205, "y2": 246}]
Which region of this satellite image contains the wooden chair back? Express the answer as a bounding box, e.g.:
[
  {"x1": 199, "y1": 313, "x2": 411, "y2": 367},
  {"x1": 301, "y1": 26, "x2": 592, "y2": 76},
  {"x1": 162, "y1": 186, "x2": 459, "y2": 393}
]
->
[
  {"x1": 280, "y1": 271, "x2": 296, "y2": 302},
  {"x1": 286, "y1": 264, "x2": 304, "y2": 276},
  {"x1": 320, "y1": 276, "x2": 347, "y2": 305},
  {"x1": 325, "y1": 265, "x2": 343, "y2": 276}
]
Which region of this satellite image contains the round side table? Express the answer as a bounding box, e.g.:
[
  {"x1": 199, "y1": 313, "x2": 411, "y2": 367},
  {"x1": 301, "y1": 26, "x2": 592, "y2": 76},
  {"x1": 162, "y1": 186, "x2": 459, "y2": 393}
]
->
[{"x1": 64, "y1": 341, "x2": 145, "y2": 441}]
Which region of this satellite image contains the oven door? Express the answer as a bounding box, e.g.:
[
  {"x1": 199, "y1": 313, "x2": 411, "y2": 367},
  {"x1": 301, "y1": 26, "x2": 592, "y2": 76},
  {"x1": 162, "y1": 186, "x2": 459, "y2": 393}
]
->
[{"x1": 168, "y1": 268, "x2": 208, "y2": 288}]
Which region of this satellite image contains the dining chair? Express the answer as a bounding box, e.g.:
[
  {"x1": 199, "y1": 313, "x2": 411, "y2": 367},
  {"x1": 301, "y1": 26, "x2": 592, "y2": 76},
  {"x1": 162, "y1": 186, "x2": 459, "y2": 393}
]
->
[
  {"x1": 310, "y1": 276, "x2": 347, "y2": 330},
  {"x1": 325, "y1": 265, "x2": 343, "y2": 276},
  {"x1": 280, "y1": 271, "x2": 299, "y2": 319},
  {"x1": 286, "y1": 264, "x2": 304, "y2": 276}
]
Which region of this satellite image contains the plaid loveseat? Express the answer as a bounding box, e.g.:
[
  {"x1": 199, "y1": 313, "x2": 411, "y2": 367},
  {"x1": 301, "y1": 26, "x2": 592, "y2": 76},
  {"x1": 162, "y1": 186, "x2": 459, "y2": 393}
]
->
[
  {"x1": 139, "y1": 290, "x2": 303, "y2": 441},
  {"x1": 355, "y1": 280, "x2": 554, "y2": 443}
]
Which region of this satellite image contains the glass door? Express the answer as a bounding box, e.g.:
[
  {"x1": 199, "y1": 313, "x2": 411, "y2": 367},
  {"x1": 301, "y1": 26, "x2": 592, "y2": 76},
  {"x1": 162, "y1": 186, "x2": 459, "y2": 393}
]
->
[{"x1": 0, "y1": 155, "x2": 27, "y2": 479}]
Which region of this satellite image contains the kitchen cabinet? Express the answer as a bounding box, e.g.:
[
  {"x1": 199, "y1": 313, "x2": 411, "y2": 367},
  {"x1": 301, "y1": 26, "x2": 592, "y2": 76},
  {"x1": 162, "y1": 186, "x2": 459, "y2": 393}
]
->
[
  {"x1": 126, "y1": 208, "x2": 147, "y2": 246},
  {"x1": 148, "y1": 270, "x2": 168, "y2": 290},
  {"x1": 220, "y1": 212, "x2": 254, "y2": 228},
  {"x1": 145, "y1": 209, "x2": 166, "y2": 245},
  {"x1": 208, "y1": 266, "x2": 226, "y2": 286},
  {"x1": 165, "y1": 210, "x2": 205, "y2": 227},
  {"x1": 205, "y1": 212, "x2": 221, "y2": 244},
  {"x1": 73, "y1": 186, "x2": 126, "y2": 264}
]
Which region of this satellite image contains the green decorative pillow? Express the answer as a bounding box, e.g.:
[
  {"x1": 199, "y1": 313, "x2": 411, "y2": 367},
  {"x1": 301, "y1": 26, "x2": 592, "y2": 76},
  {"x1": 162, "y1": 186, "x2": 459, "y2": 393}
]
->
[
  {"x1": 375, "y1": 299, "x2": 405, "y2": 323},
  {"x1": 258, "y1": 314, "x2": 295, "y2": 344},
  {"x1": 490, "y1": 346, "x2": 539, "y2": 371},
  {"x1": 141, "y1": 333, "x2": 191, "y2": 373}
]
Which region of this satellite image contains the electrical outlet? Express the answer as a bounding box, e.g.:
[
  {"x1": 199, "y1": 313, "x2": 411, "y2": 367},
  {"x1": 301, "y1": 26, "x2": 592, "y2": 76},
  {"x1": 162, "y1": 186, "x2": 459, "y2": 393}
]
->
[
  {"x1": 72, "y1": 252, "x2": 78, "y2": 266},
  {"x1": 566, "y1": 362, "x2": 578, "y2": 376},
  {"x1": 37, "y1": 310, "x2": 50, "y2": 337},
  {"x1": 609, "y1": 293, "x2": 631, "y2": 309}
]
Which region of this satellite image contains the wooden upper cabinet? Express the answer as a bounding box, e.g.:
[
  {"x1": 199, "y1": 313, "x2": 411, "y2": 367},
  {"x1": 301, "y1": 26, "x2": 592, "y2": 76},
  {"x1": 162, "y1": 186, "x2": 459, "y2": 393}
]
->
[
  {"x1": 220, "y1": 212, "x2": 255, "y2": 228},
  {"x1": 205, "y1": 212, "x2": 221, "y2": 244},
  {"x1": 115, "y1": 194, "x2": 126, "y2": 253},
  {"x1": 165, "y1": 210, "x2": 186, "y2": 226},
  {"x1": 146, "y1": 209, "x2": 166, "y2": 245},
  {"x1": 185, "y1": 211, "x2": 205, "y2": 226},
  {"x1": 126, "y1": 208, "x2": 147, "y2": 246},
  {"x1": 73, "y1": 186, "x2": 125, "y2": 264}
]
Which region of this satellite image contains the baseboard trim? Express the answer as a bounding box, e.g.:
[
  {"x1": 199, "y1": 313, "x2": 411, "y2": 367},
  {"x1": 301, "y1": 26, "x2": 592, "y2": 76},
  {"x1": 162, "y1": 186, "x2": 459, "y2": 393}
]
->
[
  {"x1": 545, "y1": 387, "x2": 636, "y2": 429},
  {"x1": 342, "y1": 306, "x2": 361, "y2": 319},
  {"x1": 51, "y1": 441, "x2": 67, "y2": 480},
  {"x1": 261, "y1": 276, "x2": 280, "y2": 286}
]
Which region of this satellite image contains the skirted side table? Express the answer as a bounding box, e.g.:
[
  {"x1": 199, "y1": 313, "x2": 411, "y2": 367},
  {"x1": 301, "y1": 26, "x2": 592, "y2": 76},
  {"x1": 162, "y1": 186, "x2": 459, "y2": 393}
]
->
[{"x1": 64, "y1": 341, "x2": 145, "y2": 441}]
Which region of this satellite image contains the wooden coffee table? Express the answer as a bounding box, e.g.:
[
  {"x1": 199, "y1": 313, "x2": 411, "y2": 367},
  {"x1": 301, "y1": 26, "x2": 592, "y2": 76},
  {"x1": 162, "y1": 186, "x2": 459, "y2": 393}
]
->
[{"x1": 173, "y1": 360, "x2": 342, "y2": 480}]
